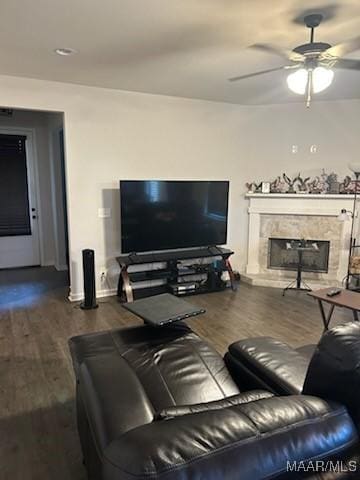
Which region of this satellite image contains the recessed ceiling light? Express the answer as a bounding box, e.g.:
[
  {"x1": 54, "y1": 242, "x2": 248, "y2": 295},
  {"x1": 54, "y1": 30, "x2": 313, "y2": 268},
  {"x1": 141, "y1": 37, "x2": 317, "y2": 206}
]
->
[{"x1": 54, "y1": 48, "x2": 77, "y2": 56}]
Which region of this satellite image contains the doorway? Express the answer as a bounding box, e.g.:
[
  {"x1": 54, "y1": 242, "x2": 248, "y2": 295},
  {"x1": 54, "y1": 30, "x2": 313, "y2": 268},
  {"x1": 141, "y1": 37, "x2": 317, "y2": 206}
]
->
[
  {"x1": 0, "y1": 108, "x2": 69, "y2": 299},
  {"x1": 0, "y1": 131, "x2": 40, "y2": 268}
]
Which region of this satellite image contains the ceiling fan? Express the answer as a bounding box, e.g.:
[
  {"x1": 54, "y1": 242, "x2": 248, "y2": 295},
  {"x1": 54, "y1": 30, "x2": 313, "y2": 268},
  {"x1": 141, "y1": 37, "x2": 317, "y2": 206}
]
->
[{"x1": 229, "y1": 14, "x2": 360, "y2": 107}]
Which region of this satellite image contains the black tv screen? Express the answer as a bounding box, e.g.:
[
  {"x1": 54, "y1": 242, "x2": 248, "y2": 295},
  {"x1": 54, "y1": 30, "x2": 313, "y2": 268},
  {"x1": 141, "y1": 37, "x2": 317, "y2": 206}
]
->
[{"x1": 120, "y1": 180, "x2": 229, "y2": 253}]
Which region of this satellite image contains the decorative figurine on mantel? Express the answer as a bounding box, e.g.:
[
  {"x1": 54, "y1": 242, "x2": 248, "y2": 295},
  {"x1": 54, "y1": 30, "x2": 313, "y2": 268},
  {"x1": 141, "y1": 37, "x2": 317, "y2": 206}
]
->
[
  {"x1": 283, "y1": 173, "x2": 297, "y2": 193},
  {"x1": 340, "y1": 175, "x2": 352, "y2": 194},
  {"x1": 270, "y1": 176, "x2": 281, "y2": 193},
  {"x1": 308, "y1": 176, "x2": 321, "y2": 194},
  {"x1": 270, "y1": 176, "x2": 288, "y2": 193},
  {"x1": 327, "y1": 172, "x2": 340, "y2": 194},
  {"x1": 340, "y1": 175, "x2": 356, "y2": 194},
  {"x1": 317, "y1": 169, "x2": 330, "y2": 194},
  {"x1": 245, "y1": 181, "x2": 262, "y2": 193},
  {"x1": 246, "y1": 169, "x2": 356, "y2": 195},
  {"x1": 307, "y1": 170, "x2": 329, "y2": 194},
  {"x1": 294, "y1": 174, "x2": 311, "y2": 193}
]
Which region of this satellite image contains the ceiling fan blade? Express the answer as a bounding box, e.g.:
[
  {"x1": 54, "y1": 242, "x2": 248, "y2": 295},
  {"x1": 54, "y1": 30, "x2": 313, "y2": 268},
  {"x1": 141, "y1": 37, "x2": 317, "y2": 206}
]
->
[
  {"x1": 325, "y1": 36, "x2": 360, "y2": 58},
  {"x1": 229, "y1": 65, "x2": 293, "y2": 82},
  {"x1": 250, "y1": 43, "x2": 304, "y2": 62},
  {"x1": 333, "y1": 58, "x2": 360, "y2": 71}
]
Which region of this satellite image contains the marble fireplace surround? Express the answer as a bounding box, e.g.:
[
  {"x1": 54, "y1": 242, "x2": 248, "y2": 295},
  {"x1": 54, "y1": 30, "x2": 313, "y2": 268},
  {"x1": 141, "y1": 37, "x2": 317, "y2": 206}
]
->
[{"x1": 244, "y1": 193, "x2": 354, "y2": 288}]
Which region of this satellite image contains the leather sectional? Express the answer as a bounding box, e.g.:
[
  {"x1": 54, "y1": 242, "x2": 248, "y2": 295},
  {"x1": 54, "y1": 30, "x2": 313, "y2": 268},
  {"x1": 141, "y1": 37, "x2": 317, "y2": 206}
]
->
[{"x1": 69, "y1": 322, "x2": 360, "y2": 479}]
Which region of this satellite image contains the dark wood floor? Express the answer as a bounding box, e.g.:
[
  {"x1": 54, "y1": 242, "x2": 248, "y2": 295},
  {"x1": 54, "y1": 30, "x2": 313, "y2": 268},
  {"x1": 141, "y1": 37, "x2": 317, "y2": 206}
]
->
[{"x1": 0, "y1": 267, "x2": 354, "y2": 480}]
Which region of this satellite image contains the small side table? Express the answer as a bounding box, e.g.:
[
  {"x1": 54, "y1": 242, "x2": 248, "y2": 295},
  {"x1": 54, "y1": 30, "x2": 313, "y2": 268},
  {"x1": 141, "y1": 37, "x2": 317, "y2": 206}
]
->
[
  {"x1": 122, "y1": 293, "x2": 206, "y2": 327},
  {"x1": 308, "y1": 288, "x2": 360, "y2": 331}
]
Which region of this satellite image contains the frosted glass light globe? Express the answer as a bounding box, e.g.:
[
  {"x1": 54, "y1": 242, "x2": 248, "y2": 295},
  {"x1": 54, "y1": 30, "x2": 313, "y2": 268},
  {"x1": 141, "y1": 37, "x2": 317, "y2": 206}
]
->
[
  {"x1": 312, "y1": 67, "x2": 334, "y2": 93},
  {"x1": 287, "y1": 68, "x2": 308, "y2": 94},
  {"x1": 287, "y1": 67, "x2": 334, "y2": 95}
]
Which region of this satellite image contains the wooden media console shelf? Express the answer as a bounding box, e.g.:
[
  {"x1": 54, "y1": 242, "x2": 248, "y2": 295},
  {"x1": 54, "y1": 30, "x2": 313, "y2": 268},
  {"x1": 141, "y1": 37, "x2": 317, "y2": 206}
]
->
[{"x1": 116, "y1": 246, "x2": 236, "y2": 303}]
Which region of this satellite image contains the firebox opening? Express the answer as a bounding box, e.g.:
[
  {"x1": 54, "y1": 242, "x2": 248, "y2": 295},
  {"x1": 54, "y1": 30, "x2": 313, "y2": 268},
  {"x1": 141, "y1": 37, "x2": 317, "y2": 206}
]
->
[{"x1": 268, "y1": 238, "x2": 330, "y2": 273}]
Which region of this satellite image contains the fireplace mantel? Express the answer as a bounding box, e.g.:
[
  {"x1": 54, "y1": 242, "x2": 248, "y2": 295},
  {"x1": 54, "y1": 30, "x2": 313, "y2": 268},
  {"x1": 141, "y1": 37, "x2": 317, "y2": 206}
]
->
[
  {"x1": 244, "y1": 193, "x2": 353, "y2": 288},
  {"x1": 246, "y1": 193, "x2": 354, "y2": 217}
]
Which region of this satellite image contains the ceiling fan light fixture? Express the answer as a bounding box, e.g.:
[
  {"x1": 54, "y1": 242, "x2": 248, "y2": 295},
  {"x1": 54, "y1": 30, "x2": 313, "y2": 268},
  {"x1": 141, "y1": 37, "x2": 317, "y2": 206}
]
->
[
  {"x1": 312, "y1": 66, "x2": 334, "y2": 93},
  {"x1": 287, "y1": 66, "x2": 334, "y2": 95},
  {"x1": 286, "y1": 68, "x2": 308, "y2": 94}
]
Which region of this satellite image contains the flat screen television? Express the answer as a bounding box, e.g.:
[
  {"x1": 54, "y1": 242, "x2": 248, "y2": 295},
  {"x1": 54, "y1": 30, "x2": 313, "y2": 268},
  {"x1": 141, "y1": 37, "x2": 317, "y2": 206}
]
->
[{"x1": 120, "y1": 180, "x2": 229, "y2": 253}]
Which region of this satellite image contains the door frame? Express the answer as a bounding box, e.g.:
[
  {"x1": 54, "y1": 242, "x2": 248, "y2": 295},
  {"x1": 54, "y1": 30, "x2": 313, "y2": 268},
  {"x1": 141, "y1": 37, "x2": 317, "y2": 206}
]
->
[
  {"x1": 49, "y1": 124, "x2": 69, "y2": 271},
  {"x1": 0, "y1": 126, "x2": 45, "y2": 266}
]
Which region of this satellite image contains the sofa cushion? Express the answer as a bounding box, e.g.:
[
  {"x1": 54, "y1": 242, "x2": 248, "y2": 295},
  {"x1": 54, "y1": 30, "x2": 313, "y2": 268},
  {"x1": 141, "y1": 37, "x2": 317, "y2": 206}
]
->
[
  {"x1": 103, "y1": 395, "x2": 358, "y2": 480},
  {"x1": 227, "y1": 337, "x2": 310, "y2": 395},
  {"x1": 69, "y1": 323, "x2": 240, "y2": 452},
  {"x1": 115, "y1": 327, "x2": 240, "y2": 410},
  {"x1": 155, "y1": 390, "x2": 273, "y2": 420}
]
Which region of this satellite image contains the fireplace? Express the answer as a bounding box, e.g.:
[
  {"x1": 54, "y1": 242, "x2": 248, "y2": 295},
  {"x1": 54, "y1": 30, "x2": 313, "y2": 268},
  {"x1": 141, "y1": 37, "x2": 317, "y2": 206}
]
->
[
  {"x1": 244, "y1": 194, "x2": 352, "y2": 288},
  {"x1": 268, "y1": 238, "x2": 330, "y2": 273}
]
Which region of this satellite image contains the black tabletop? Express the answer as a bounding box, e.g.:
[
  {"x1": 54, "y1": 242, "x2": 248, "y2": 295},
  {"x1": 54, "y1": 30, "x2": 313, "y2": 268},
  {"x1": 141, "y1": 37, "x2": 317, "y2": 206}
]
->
[{"x1": 122, "y1": 293, "x2": 206, "y2": 327}]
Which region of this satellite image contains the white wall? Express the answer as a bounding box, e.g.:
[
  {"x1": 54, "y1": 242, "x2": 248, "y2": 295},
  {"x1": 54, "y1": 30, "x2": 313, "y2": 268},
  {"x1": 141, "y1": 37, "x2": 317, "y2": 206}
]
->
[{"x1": 0, "y1": 74, "x2": 358, "y2": 298}]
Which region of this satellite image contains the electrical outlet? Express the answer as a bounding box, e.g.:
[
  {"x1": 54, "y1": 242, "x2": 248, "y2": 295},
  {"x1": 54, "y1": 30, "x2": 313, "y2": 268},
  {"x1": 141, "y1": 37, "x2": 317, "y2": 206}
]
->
[{"x1": 100, "y1": 270, "x2": 107, "y2": 282}]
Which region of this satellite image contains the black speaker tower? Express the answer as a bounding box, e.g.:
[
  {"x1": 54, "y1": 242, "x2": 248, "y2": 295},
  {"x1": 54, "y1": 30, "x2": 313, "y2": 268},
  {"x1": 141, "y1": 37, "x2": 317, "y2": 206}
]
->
[{"x1": 80, "y1": 249, "x2": 98, "y2": 310}]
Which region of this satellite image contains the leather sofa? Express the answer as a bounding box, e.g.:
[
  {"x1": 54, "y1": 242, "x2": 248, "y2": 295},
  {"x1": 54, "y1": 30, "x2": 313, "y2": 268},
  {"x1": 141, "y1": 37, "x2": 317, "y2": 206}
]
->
[
  {"x1": 69, "y1": 322, "x2": 360, "y2": 480},
  {"x1": 225, "y1": 321, "x2": 360, "y2": 431}
]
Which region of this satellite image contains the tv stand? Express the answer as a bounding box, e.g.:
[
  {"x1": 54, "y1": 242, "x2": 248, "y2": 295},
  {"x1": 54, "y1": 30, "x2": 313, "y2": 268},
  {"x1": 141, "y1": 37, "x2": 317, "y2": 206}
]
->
[{"x1": 116, "y1": 247, "x2": 236, "y2": 303}]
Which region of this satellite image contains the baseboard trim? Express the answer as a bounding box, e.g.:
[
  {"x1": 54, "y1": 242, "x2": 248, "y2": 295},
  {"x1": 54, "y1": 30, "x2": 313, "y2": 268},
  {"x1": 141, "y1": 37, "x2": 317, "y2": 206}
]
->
[
  {"x1": 41, "y1": 260, "x2": 55, "y2": 267},
  {"x1": 55, "y1": 264, "x2": 68, "y2": 272},
  {"x1": 68, "y1": 287, "x2": 117, "y2": 302}
]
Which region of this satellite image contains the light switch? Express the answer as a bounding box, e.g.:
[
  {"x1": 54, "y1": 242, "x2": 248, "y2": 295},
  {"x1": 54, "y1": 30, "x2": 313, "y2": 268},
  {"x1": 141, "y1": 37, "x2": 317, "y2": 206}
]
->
[{"x1": 98, "y1": 208, "x2": 111, "y2": 218}]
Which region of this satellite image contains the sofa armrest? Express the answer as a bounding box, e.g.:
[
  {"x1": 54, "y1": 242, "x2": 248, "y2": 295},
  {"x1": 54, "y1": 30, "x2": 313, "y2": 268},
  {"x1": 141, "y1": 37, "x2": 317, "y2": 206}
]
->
[
  {"x1": 303, "y1": 322, "x2": 360, "y2": 431},
  {"x1": 103, "y1": 395, "x2": 358, "y2": 480},
  {"x1": 225, "y1": 337, "x2": 311, "y2": 395},
  {"x1": 78, "y1": 355, "x2": 154, "y2": 453}
]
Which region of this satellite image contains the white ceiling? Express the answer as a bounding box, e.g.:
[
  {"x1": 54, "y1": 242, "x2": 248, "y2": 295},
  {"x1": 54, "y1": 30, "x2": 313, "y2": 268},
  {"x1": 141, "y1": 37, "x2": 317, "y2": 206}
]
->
[{"x1": 1, "y1": 0, "x2": 360, "y2": 104}]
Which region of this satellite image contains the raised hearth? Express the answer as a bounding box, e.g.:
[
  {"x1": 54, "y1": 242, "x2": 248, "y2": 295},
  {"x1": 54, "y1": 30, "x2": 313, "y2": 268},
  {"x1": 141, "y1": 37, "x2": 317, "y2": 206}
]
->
[{"x1": 243, "y1": 194, "x2": 354, "y2": 289}]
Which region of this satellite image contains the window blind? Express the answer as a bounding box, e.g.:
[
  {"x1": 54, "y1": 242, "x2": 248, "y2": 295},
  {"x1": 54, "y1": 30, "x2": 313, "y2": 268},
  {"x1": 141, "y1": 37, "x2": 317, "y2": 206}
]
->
[{"x1": 0, "y1": 134, "x2": 31, "y2": 237}]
